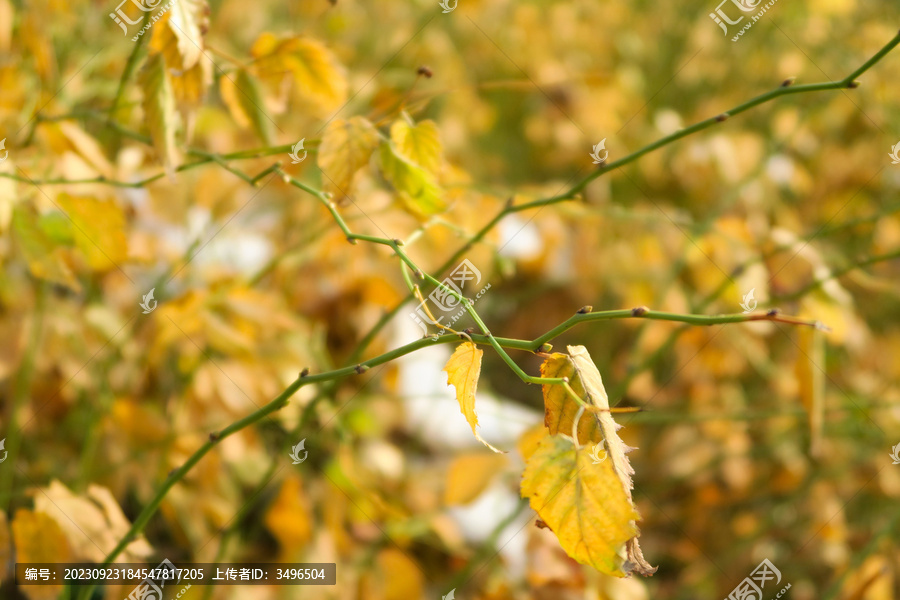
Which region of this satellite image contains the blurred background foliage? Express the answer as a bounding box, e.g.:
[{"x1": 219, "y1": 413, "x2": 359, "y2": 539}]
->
[{"x1": 0, "y1": 0, "x2": 899, "y2": 598}]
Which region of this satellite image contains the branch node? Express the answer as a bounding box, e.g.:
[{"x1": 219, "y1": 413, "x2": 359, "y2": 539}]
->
[
  {"x1": 781, "y1": 77, "x2": 796, "y2": 87},
  {"x1": 715, "y1": 113, "x2": 730, "y2": 122},
  {"x1": 347, "y1": 236, "x2": 358, "y2": 245},
  {"x1": 417, "y1": 65, "x2": 433, "y2": 78},
  {"x1": 463, "y1": 327, "x2": 476, "y2": 335},
  {"x1": 505, "y1": 196, "x2": 515, "y2": 208},
  {"x1": 300, "y1": 367, "x2": 310, "y2": 378},
  {"x1": 355, "y1": 364, "x2": 369, "y2": 375},
  {"x1": 538, "y1": 343, "x2": 553, "y2": 353},
  {"x1": 208, "y1": 432, "x2": 220, "y2": 442},
  {"x1": 847, "y1": 80, "x2": 860, "y2": 89},
  {"x1": 414, "y1": 269, "x2": 424, "y2": 279},
  {"x1": 631, "y1": 306, "x2": 649, "y2": 316},
  {"x1": 766, "y1": 308, "x2": 780, "y2": 317},
  {"x1": 577, "y1": 305, "x2": 593, "y2": 314},
  {"x1": 392, "y1": 238, "x2": 404, "y2": 247}
]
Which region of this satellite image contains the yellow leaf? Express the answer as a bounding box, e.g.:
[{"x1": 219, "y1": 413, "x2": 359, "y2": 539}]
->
[
  {"x1": 220, "y1": 69, "x2": 274, "y2": 145},
  {"x1": 444, "y1": 452, "x2": 508, "y2": 505},
  {"x1": 517, "y1": 422, "x2": 549, "y2": 461},
  {"x1": 378, "y1": 548, "x2": 424, "y2": 600},
  {"x1": 150, "y1": 0, "x2": 207, "y2": 70},
  {"x1": 264, "y1": 475, "x2": 312, "y2": 558},
  {"x1": 11, "y1": 206, "x2": 81, "y2": 292},
  {"x1": 11, "y1": 509, "x2": 70, "y2": 600},
  {"x1": 443, "y1": 342, "x2": 502, "y2": 452},
  {"x1": 540, "y1": 352, "x2": 602, "y2": 445},
  {"x1": 390, "y1": 118, "x2": 443, "y2": 174},
  {"x1": 317, "y1": 116, "x2": 380, "y2": 198},
  {"x1": 796, "y1": 326, "x2": 825, "y2": 458},
  {"x1": 32, "y1": 480, "x2": 153, "y2": 562},
  {"x1": 565, "y1": 345, "x2": 656, "y2": 575},
  {"x1": 252, "y1": 34, "x2": 348, "y2": 113},
  {"x1": 520, "y1": 434, "x2": 639, "y2": 577},
  {"x1": 139, "y1": 52, "x2": 179, "y2": 179},
  {"x1": 379, "y1": 141, "x2": 446, "y2": 217},
  {"x1": 56, "y1": 194, "x2": 128, "y2": 271},
  {"x1": 149, "y1": 3, "x2": 211, "y2": 133}
]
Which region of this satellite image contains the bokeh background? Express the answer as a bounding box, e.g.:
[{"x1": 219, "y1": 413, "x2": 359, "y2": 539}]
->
[{"x1": 1, "y1": 0, "x2": 900, "y2": 598}]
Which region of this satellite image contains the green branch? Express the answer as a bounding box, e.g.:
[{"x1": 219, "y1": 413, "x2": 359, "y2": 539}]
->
[{"x1": 344, "y1": 30, "x2": 900, "y2": 361}]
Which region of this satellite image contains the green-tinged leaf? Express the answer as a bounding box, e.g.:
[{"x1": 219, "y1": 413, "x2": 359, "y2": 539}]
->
[
  {"x1": 251, "y1": 33, "x2": 348, "y2": 113},
  {"x1": 390, "y1": 118, "x2": 442, "y2": 174},
  {"x1": 520, "y1": 434, "x2": 639, "y2": 577},
  {"x1": 220, "y1": 69, "x2": 275, "y2": 145},
  {"x1": 11, "y1": 206, "x2": 80, "y2": 292},
  {"x1": 540, "y1": 352, "x2": 602, "y2": 445},
  {"x1": 139, "y1": 52, "x2": 179, "y2": 179},
  {"x1": 56, "y1": 194, "x2": 128, "y2": 271},
  {"x1": 379, "y1": 141, "x2": 446, "y2": 217},
  {"x1": 443, "y1": 342, "x2": 503, "y2": 452},
  {"x1": 317, "y1": 116, "x2": 379, "y2": 198}
]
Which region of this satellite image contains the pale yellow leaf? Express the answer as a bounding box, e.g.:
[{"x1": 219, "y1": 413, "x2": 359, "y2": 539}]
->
[
  {"x1": 443, "y1": 342, "x2": 502, "y2": 452},
  {"x1": 139, "y1": 52, "x2": 179, "y2": 179},
  {"x1": 11, "y1": 509, "x2": 70, "y2": 600},
  {"x1": 520, "y1": 434, "x2": 639, "y2": 577},
  {"x1": 56, "y1": 194, "x2": 128, "y2": 271},
  {"x1": 151, "y1": 0, "x2": 206, "y2": 70},
  {"x1": 379, "y1": 141, "x2": 446, "y2": 217},
  {"x1": 390, "y1": 118, "x2": 442, "y2": 174},
  {"x1": 317, "y1": 116, "x2": 379, "y2": 198},
  {"x1": 444, "y1": 452, "x2": 508, "y2": 505},
  {"x1": 56, "y1": 121, "x2": 114, "y2": 178},
  {"x1": 33, "y1": 480, "x2": 153, "y2": 562}
]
